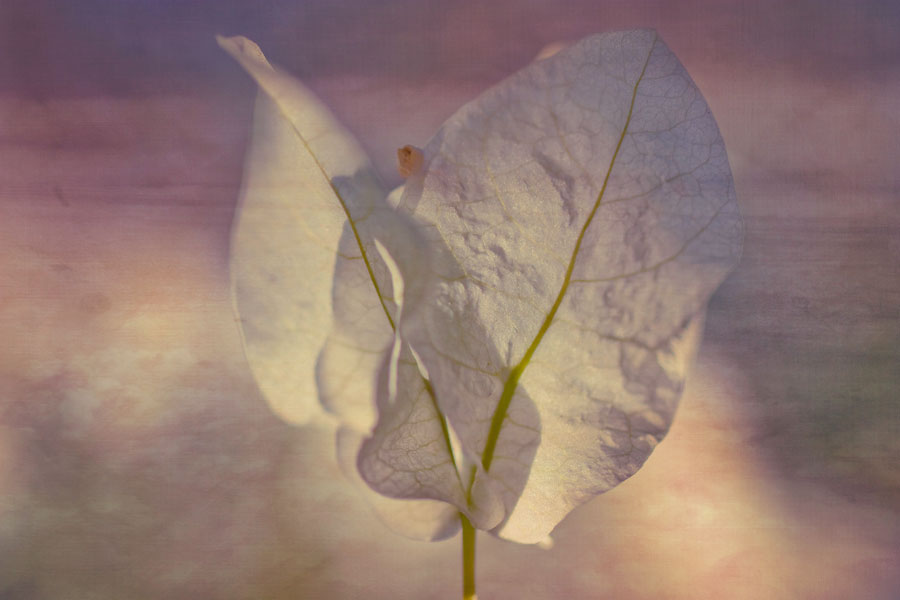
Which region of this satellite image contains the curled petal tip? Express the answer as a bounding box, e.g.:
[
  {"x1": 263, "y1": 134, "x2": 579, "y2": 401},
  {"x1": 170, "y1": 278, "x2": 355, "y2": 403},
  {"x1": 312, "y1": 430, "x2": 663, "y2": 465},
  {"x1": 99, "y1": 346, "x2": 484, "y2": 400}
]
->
[{"x1": 217, "y1": 35, "x2": 268, "y2": 66}]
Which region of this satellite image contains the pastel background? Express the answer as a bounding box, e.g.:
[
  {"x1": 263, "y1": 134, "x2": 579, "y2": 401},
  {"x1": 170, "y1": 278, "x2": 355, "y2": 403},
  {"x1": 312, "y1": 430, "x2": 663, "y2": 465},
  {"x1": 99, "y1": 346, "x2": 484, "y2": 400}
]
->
[{"x1": 1, "y1": 1, "x2": 898, "y2": 598}]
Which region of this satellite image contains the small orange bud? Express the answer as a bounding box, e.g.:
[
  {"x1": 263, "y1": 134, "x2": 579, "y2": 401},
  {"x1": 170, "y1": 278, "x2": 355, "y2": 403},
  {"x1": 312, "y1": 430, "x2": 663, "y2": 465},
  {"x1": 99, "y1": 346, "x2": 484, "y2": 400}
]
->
[{"x1": 397, "y1": 145, "x2": 424, "y2": 178}]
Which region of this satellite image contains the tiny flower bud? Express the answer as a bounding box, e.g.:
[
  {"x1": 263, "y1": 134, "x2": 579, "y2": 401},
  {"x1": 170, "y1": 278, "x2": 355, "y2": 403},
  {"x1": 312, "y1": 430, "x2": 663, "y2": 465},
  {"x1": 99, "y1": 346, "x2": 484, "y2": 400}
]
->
[{"x1": 397, "y1": 144, "x2": 424, "y2": 178}]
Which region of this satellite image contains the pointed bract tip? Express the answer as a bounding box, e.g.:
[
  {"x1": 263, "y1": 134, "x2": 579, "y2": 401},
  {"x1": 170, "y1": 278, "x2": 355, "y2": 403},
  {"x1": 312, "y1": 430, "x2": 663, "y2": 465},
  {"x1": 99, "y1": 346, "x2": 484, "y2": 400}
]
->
[
  {"x1": 534, "y1": 41, "x2": 569, "y2": 61},
  {"x1": 216, "y1": 34, "x2": 268, "y2": 66}
]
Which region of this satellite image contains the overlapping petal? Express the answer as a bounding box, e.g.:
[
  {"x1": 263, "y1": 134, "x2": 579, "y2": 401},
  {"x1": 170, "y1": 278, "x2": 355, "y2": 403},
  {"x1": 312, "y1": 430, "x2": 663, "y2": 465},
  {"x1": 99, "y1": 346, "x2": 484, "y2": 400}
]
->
[{"x1": 223, "y1": 30, "x2": 742, "y2": 546}]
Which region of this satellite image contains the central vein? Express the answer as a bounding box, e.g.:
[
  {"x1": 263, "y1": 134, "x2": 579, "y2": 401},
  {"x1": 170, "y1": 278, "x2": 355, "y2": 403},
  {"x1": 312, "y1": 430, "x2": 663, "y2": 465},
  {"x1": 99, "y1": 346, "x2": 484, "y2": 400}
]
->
[
  {"x1": 480, "y1": 37, "x2": 656, "y2": 473},
  {"x1": 287, "y1": 122, "x2": 396, "y2": 331},
  {"x1": 285, "y1": 106, "x2": 458, "y2": 475}
]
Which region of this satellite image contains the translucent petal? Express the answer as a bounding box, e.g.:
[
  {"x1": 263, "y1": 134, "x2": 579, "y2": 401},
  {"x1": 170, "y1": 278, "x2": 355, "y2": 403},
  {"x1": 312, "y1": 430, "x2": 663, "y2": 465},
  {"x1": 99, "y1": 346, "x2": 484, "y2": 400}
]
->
[{"x1": 396, "y1": 30, "x2": 742, "y2": 542}]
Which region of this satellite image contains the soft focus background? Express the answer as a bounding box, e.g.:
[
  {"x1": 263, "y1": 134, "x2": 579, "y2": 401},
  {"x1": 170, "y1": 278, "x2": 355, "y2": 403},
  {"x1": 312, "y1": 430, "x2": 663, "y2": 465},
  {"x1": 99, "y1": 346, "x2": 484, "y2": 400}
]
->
[{"x1": 1, "y1": 1, "x2": 898, "y2": 598}]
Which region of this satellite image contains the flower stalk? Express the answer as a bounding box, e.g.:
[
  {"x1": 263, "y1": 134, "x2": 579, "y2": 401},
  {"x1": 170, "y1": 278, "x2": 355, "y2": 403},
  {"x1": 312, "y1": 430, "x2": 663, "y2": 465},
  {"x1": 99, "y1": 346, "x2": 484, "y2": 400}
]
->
[{"x1": 461, "y1": 513, "x2": 477, "y2": 600}]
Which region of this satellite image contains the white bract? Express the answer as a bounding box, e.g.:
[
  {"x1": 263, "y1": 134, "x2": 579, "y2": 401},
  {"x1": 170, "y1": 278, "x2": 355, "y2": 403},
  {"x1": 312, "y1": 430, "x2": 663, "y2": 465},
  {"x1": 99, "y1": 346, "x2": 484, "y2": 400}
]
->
[{"x1": 221, "y1": 29, "x2": 742, "y2": 545}]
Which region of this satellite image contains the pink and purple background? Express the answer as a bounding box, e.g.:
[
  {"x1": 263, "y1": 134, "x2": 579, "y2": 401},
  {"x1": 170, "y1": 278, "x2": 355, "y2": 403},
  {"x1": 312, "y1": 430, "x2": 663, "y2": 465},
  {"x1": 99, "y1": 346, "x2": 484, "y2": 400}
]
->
[{"x1": 1, "y1": 1, "x2": 898, "y2": 598}]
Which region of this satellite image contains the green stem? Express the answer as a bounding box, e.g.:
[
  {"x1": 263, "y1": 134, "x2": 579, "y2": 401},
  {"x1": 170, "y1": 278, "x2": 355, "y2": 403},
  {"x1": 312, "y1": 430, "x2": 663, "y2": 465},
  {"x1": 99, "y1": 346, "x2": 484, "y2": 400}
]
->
[{"x1": 461, "y1": 513, "x2": 477, "y2": 600}]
